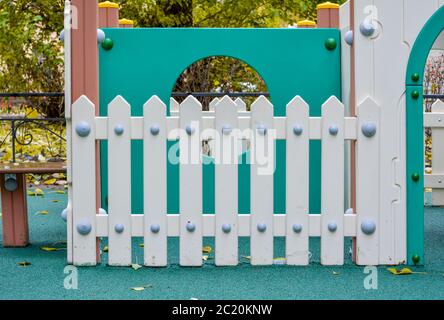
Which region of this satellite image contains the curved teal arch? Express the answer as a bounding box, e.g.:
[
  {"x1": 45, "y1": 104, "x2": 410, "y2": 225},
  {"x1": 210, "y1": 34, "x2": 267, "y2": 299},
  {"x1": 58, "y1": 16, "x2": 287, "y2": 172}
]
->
[
  {"x1": 406, "y1": 5, "x2": 444, "y2": 265},
  {"x1": 99, "y1": 28, "x2": 341, "y2": 216},
  {"x1": 169, "y1": 55, "x2": 270, "y2": 101}
]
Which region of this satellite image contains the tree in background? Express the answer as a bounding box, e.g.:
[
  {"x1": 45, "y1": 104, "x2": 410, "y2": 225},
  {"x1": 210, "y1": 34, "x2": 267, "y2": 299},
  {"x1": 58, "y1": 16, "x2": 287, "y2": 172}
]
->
[{"x1": 0, "y1": 0, "x2": 344, "y2": 116}]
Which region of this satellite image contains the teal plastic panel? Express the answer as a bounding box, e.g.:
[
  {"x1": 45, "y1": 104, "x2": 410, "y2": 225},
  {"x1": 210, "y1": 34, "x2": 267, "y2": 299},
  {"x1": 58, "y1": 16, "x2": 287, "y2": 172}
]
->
[
  {"x1": 99, "y1": 28, "x2": 341, "y2": 215},
  {"x1": 405, "y1": 6, "x2": 444, "y2": 265}
]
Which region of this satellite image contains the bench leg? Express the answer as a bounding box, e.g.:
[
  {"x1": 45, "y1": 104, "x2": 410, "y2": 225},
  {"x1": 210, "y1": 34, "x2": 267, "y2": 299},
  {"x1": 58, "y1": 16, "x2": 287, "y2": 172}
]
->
[{"x1": 0, "y1": 173, "x2": 29, "y2": 247}]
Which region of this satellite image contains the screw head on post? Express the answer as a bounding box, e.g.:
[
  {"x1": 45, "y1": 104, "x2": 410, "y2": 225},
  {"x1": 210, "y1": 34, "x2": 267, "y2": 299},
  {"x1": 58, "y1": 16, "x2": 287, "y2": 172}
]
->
[
  {"x1": 325, "y1": 38, "x2": 337, "y2": 51},
  {"x1": 411, "y1": 91, "x2": 420, "y2": 100},
  {"x1": 411, "y1": 173, "x2": 420, "y2": 182},
  {"x1": 411, "y1": 73, "x2": 420, "y2": 82},
  {"x1": 412, "y1": 254, "x2": 421, "y2": 265},
  {"x1": 102, "y1": 38, "x2": 114, "y2": 51}
]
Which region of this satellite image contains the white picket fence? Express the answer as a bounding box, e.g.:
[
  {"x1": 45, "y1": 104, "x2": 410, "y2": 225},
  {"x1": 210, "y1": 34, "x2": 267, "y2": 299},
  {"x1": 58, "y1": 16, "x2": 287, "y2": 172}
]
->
[
  {"x1": 69, "y1": 94, "x2": 381, "y2": 266},
  {"x1": 424, "y1": 99, "x2": 444, "y2": 206}
]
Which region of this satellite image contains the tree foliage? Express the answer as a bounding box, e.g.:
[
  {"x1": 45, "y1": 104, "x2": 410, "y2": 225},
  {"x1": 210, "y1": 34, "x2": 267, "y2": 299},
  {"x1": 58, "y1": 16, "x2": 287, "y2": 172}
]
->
[{"x1": 0, "y1": 0, "x2": 345, "y2": 115}]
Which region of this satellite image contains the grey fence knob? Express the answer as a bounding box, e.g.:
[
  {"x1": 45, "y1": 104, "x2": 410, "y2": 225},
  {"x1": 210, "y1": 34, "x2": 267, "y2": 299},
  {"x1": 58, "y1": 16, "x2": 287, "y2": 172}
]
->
[
  {"x1": 114, "y1": 224, "x2": 125, "y2": 234},
  {"x1": 292, "y1": 224, "x2": 303, "y2": 233},
  {"x1": 97, "y1": 29, "x2": 106, "y2": 43},
  {"x1": 257, "y1": 124, "x2": 267, "y2": 136},
  {"x1": 328, "y1": 222, "x2": 337, "y2": 233},
  {"x1": 114, "y1": 124, "x2": 125, "y2": 136},
  {"x1": 293, "y1": 125, "x2": 303, "y2": 136},
  {"x1": 329, "y1": 125, "x2": 339, "y2": 136},
  {"x1": 61, "y1": 208, "x2": 68, "y2": 222},
  {"x1": 361, "y1": 220, "x2": 376, "y2": 235},
  {"x1": 222, "y1": 125, "x2": 233, "y2": 135},
  {"x1": 345, "y1": 30, "x2": 353, "y2": 45},
  {"x1": 59, "y1": 30, "x2": 65, "y2": 42},
  {"x1": 75, "y1": 121, "x2": 91, "y2": 137},
  {"x1": 150, "y1": 224, "x2": 161, "y2": 233},
  {"x1": 4, "y1": 176, "x2": 18, "y2": 192},
  {"x1": 150, "y1": 124, "x2": 160, "y2": 136},
  {"x1": 361, "y1": 122, "x2": 377, "y2": 138},
  {"x1": 77, "y1": 219, "x2": 92, "y2": 235},
  {"x1": 186, "y1": 222, "x2": 196, "y2": 232},
  {"x1": 257, "y1": 223, "x2": 267, "y2": 233},
  {"x1": 360, "y1": 21, "x2": 375, "y2": 37},
  {"x1": 186, "y1": 125, "x2": 195, "y2": 136},
  {"x1": 222, "y1": 224, "x2": 232, "y2": 233}
]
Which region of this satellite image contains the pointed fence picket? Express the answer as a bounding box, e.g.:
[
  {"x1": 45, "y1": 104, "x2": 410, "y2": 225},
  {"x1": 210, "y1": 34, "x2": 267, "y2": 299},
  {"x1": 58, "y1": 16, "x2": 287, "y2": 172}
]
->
[
  {"x1": 107, "y1": 96, "x2": 132, "y2": 266},
  {"x1": 285, "y1": 96, "x2": 310, "y2": 265},
  {"x1": 179, "y1": 96, "x2": 203, "y2": 266},
  {"x1": 215, "y1": 96, "x2": 239, "y2": 266},
  {"x1": 69, "y1": 94, "x2": 382, "y2": 267},
  {"x1": 144, "y1": 96, "x2": 168, "y2": 266}
]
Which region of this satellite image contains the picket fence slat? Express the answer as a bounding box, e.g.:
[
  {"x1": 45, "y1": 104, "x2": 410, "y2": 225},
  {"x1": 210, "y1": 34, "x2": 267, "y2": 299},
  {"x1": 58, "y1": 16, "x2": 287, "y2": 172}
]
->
[
  {"x1": 144, "y1": 96, "x2": 168, "y2": 267},
  {"x1": 215, "y1": 96, "x2": 239, "y2": 266},
  {"x1": 70, "y1": 94, "x2": 380, "y2": 267},
  {"x1": 250, "y1": 96, "x2": 274, "y2": 265},
  {"x1": 356, "y1": 97, "x2": 380, "y2": 265},
  {"x1": 286, "y1": 96, "x2": 310, "y2": 265},
  {"x1": 321, "y1": 96, "x2": 345, "y2": 266},
  {"x1": 72, "y1": 95, "x2": 97, "y2": 266},
  {"x1": 107, "y1": 96, "x2": 132, "y2": 266},
  {"x1": 179, "y1": 96, "x2": 203, "y2": 266}
]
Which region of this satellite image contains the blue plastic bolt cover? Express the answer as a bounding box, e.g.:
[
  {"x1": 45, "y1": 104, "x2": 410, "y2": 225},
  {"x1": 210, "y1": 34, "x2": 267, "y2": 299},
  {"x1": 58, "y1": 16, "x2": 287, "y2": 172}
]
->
[
  {"x1": 360, "y1": 21, "x2": 375, "y2": 37},
  {"x1": 75, "y1": 121, "x2": 91, "y2": 137},
  {"x1": 293, "y1": 125, "x2": 303, "y2": 136},
  {"x1": 257, "y1": 124, "x2": 267, "y2": 136},
  {"x1": 292, "y1": 223, "x2": 303, "y2": 233},
  {"x1": 77, "y1": 219, "x2": 92, "y2": 235},
  {"x1": 97, "y1": 29, "x2": 106, "y2": 43},
  {"x1": 4, "y1": 177, "x2": 18, "y2": 192},
  {"x1": 186, "y1": 222, "x2": 196, "y2": 232},
  {"x1": 361, "y1": 122, "x2": 377, "y2": 138},
  {"x1": 329, "y1": 125, "x2": 339, "y2": 136},
  {"x1": 328, "y1": 222, "x2": 337, "y2": 232},
  {"x1": 59, "y1": 30, "x2": 65, "y2": 42},
  {"x1": 257, "y1": 223, "x2": 267, "y2": 232},
  {"x1": 222, "y1": 223, "x2": 232, "y2": 233},
  {"x1": 222, "y1": 125, "x2": 233, "y2": 135},
  {"x1": 345, "y1": 30, "x2": 354, "y2": 45},
  {"x1": 361, "y1": 220, "x2": 376, "y2": 235},
  {"x1": 150, "y1": 224, "x2": 161, "y2": 233},
  {"x1": 186, "y1": 125, "x2": 195, "y2": 136},
  {"x1": 150, "y1": 124, "x2": 160, "y2": 136},
  {"x1": 61, "y1": 208, "x2": 68, "y2": 222},
  {"x1": 114, "y1": 224, "x2": 125, "y2": 234},
  {"x1": 114, "y1": 124, "x2": 125, "y2": 136}
]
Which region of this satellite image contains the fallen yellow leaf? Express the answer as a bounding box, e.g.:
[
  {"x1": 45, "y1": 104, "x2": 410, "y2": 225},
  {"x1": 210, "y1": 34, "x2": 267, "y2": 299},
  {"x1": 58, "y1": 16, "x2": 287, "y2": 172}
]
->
[
  {"x1": 36, "y1": 210, "x2": 49, "y2": 215},
  {"x1": 387, "y1": 268, "x2": 413, "y2": 275},
  {"x1": 44, "y1": 178, "x2": 57, "y2": 185},
  {"x1": 40, "y1": 246, "x2": 60, "y2": 252},
  {"x1": 103, "y1": 246, "x2": 109, "y2": 253},
  {"x1": 17, "y1": 261, "x2": 32, "y2": 267},
  {"x1": 202, "y1": 255, "x2": 209, "y2": 261},
  {"x1": 131, "y1": 263, "x2": 142, "y2": 270},
  {"x1": 202, "y1": 246, "x2": 212, "y2": 254}
]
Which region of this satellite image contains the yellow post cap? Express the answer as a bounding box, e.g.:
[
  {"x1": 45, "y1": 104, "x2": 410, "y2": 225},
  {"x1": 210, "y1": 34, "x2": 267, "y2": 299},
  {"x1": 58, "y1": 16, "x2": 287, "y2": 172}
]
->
[
  {"x1": 119, "y1": 18, "x2": 134, "y2": 25},
  {"x1": 297, "y1": 20, "x2": 316, "y2": 27},
  {"x1": 317, "y1": 2, "x2": 340, "y2": 9},
  {"x1": 98, "y1": 1, "x2": 119, "y2": 9}
]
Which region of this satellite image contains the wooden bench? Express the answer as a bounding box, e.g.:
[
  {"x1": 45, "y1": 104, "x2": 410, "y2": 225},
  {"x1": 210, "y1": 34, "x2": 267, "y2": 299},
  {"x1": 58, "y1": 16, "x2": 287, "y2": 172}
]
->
[{"x1": 0, "y1": 162, "x2": 67, "y2": 247}]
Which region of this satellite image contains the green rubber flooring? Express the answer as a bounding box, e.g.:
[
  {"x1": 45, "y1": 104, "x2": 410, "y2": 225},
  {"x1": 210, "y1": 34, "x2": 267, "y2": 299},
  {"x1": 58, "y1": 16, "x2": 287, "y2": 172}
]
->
[{"x1": 0, "y1": 187, "x2": 443, "y2": 300}]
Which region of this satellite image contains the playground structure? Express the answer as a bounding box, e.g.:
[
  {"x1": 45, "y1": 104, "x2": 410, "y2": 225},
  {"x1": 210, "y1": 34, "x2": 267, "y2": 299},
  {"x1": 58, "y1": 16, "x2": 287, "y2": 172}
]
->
[{"x1": 63, "y1": 0, "x2": 444, "y2": 266}]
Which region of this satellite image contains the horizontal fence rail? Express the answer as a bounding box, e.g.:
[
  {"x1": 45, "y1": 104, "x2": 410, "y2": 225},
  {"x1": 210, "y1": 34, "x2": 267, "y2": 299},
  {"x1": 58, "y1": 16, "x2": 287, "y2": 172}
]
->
[{"x1": 69, "y1": 94, "x2": 381, "y2": 267}]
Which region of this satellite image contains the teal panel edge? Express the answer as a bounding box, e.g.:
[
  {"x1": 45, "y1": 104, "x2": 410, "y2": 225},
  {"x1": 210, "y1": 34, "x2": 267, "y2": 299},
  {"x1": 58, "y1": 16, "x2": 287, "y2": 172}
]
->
[
  {"x1": 406, "y1": 87, "x2": 424, "y2": 266},
  {"x1": 99, "y1": 28, "x2": 341, "y2": 215},
  {"x1": 405, "y1": 7, "x2": 444, "y2": 265},
  {"x1": 406, "y1": 6, "x2": 444, "y2": 86}
]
